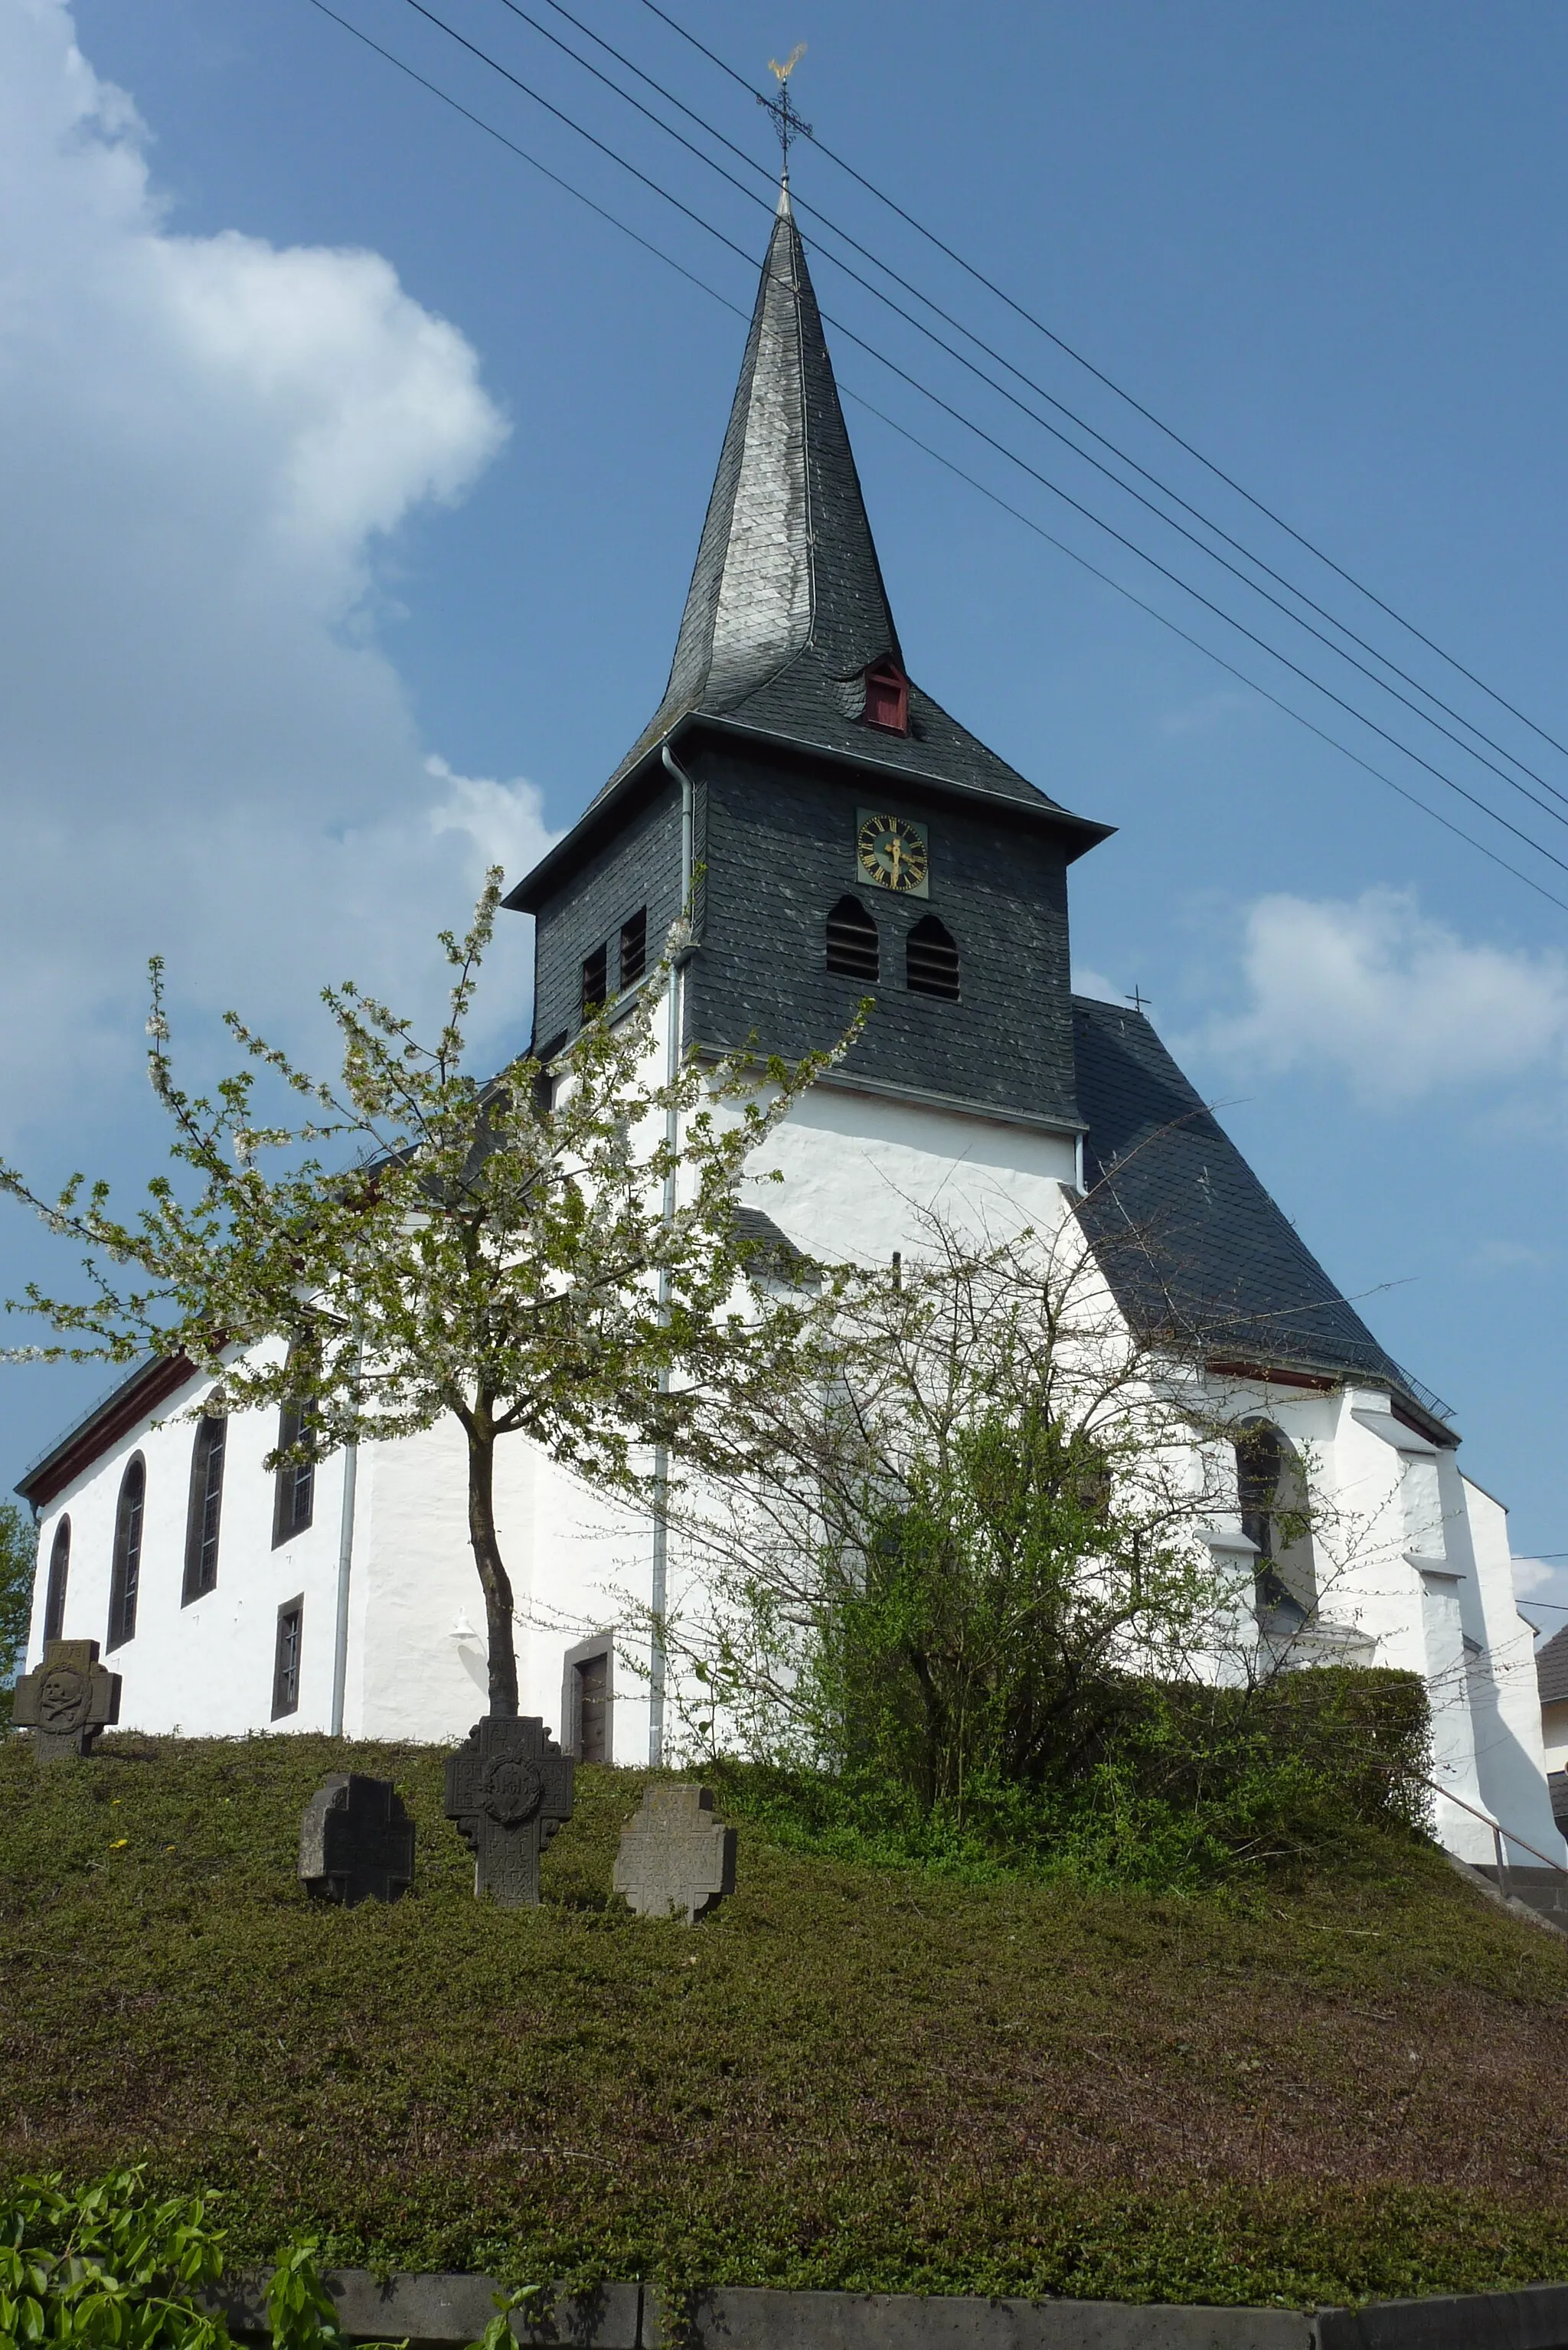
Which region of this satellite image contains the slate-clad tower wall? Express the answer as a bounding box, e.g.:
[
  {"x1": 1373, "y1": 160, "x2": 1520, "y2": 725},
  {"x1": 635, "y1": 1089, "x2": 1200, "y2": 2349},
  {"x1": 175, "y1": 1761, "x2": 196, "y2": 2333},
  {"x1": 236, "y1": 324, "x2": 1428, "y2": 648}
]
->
[
  {"x1": 682, "y1": 740, "x2": 1078, "y2": 1129},
  {"x1": 514, "y1": 181, "x2": 1106, "y2": 1132}
]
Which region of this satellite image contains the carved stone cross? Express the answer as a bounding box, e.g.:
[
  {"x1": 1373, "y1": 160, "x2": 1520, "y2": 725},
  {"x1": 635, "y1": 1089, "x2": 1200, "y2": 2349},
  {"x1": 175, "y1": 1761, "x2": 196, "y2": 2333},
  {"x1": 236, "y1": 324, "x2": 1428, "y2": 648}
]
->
[
  {"x1": 299, "y1": 1773, "x2": 416, "y2": 1907},
  {"x1": 612, "y1": 1783, "x2": 737, "y2": 1923},
  {"x1": 12, "y1": 1639, "x2": 122, "y2": 1763},
  {"x1": 444, "y1": 1716, "x2": 574, "y2": 1906}
]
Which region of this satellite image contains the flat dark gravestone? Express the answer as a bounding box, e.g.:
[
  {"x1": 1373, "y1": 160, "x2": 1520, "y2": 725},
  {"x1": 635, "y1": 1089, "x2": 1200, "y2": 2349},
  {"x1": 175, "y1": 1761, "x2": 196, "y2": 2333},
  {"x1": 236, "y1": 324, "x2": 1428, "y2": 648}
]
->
[
  {"x1": 299, "y1": 1773, "x2": 415, "y2": 1906},
  {"x1": 12, "y1": 1639, "x2": 122, "y2": 1763},
  {"x1": 612, "y1": 1783, "x2": 737, "y2": 1923},
  {"x1": 444, "y1": 1716, "x2": 574, "y2": 1907}
]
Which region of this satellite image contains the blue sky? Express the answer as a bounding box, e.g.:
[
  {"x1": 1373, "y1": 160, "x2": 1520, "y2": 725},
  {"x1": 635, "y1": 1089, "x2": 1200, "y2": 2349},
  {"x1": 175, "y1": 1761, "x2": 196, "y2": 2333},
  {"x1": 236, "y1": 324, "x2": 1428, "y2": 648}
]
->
[{"x1": 4, "y1": 0, "x2": 1567, "y2": 1613}]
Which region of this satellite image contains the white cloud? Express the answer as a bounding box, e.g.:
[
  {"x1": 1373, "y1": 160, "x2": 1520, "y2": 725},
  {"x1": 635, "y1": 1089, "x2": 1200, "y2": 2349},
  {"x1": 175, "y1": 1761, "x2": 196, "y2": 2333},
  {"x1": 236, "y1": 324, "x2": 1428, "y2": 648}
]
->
[
  {"x1": 1468, "y1": 1237, "x2": 1553, "y2": 1276},
  {"x1": 0, "y1": 0, "x2": 554, "y2": 1146},
  {"x1": 1199, "y1": 887, "x2": 1568, "y2": 1104},
  {"x1": 1070, "y1": 965, "x2": 1125, "y2": 1005}
]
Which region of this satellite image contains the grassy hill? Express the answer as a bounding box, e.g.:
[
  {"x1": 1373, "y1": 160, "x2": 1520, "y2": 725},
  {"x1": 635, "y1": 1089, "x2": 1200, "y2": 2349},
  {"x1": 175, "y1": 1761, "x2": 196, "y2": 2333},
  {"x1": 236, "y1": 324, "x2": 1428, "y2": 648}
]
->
[{"x1": 4, "y1": 1732, "x2": 1568, "y2": 2311}]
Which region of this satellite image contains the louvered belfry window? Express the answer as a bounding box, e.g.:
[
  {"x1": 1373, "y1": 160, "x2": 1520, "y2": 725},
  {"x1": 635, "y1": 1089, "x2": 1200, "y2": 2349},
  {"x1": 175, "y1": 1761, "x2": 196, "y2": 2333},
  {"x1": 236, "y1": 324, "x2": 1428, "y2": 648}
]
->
[
  {"x1": 826, "y1": 896, "x2": 879, "y2": 981},
  {"x1": 581, "y1": 943, "x2": 609, "y2": 1020},
  {"x1": 906, "y1": 914, "x2": 960, "y2": 1000},
  {"x1": 182, "y1": 1414, "x2": 227, "y2": 1603},
  {"x1": 619, "y1": 908, "x2": 648, "y2": 990}
]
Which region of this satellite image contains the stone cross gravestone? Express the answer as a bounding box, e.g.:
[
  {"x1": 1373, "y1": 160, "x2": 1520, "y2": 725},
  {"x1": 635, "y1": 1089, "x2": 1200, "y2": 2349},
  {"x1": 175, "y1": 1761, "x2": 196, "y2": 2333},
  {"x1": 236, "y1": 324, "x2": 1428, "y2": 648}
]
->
[
  {"x1": 612, "y1": 1783, "x2": 737, "y2": 1923},
  {"x1": 11, "y1": 1639, "x2": 122, "y2": 1763},
  {"x1": 299, "y1": 1773, "x2": 415, "y2": 1907},
  {"x1": 444, "y1": 1716, "x2": 573, "y2": 1906}
]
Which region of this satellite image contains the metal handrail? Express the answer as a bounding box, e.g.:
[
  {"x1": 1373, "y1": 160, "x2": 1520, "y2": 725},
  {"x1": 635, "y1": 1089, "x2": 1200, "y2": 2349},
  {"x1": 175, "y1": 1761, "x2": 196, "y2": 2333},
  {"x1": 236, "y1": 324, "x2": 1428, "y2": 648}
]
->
[{"x1": 1419, "y1": 1772, "x2": 1568, "y2": 1893}]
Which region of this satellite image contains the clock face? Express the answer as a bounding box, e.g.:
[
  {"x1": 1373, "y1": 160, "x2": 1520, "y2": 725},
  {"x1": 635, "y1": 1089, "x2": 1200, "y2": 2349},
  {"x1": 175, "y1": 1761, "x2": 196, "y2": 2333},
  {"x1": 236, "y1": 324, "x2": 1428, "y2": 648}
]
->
[{"x1": 856, "y1": 810, "x2": 930, "y2": 897}]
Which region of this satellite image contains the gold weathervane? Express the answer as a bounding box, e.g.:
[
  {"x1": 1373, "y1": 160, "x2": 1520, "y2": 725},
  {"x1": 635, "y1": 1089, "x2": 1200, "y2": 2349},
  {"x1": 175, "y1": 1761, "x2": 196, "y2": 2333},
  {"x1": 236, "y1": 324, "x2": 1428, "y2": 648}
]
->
[{"x1": 759, "y1": 43, "x2": 809, "y2": 178}]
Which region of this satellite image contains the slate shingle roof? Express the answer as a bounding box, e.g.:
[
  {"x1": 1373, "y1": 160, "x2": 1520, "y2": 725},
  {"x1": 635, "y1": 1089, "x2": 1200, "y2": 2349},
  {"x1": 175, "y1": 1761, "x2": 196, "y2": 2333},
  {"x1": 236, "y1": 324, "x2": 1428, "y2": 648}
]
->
[
  {"x1": 1071, "y1": 994, "x2": 1442, "y2": 1420},
  {"x1": 593, "y1": 185, "x2": 1096, "y2": 829},
  {"x1": 1536, "y1": 1626, "x2": 1568, "y2": 1706}
]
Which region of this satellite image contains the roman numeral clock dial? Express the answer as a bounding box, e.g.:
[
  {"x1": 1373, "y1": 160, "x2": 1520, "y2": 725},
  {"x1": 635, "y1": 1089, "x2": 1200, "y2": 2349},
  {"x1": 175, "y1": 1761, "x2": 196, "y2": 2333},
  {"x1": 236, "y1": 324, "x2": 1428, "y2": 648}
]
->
[{"x1": 856, "y1": 811, "x2": 930, "y2": 897}]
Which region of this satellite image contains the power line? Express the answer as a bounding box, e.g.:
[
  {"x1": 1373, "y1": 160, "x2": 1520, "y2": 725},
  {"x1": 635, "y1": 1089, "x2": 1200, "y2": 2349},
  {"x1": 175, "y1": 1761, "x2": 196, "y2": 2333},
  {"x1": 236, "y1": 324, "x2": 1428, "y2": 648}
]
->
[
  {"x1": 384, "y1": 0, "x2": 1568, "y2": 881},
  {"x1": 296, "y1": 0, "x2": 1568, "y2": 915},
  {"x1": 521, "y1": 0, "x2": 1568, "y2": 835},
  {"x1": 632, "y1": 0, "x2": 1568, "y2": 776}
]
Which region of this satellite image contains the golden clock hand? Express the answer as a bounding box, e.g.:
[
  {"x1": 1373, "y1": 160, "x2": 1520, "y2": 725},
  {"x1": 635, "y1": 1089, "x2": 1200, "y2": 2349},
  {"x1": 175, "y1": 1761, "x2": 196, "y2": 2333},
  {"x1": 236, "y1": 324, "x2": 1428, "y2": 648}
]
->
[{"x1": 887, "y1": 835, "x2": 903, "y2": 879}]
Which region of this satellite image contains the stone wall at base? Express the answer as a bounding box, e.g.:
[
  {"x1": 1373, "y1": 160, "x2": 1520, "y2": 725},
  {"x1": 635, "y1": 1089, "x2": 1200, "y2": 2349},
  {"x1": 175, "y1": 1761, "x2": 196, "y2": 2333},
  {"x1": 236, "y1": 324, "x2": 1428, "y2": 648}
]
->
[{"x1": 209, "y1": 2272, "x2": 1568, "y2": 2350}]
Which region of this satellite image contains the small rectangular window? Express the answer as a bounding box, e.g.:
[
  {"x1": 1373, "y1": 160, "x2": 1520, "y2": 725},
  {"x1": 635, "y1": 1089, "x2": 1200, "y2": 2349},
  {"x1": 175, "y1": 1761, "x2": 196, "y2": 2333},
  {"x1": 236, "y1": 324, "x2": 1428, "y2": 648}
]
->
[
  {"x1": 619, "y1": 908, "x2": 648, "y2": 991},
  {"x1": 272, "y1": 1597, "x2": 304, "y2": 1720},
  {"x1": 272, "y1": 1401, "x2": 315, "y2": 1547},
  {"x1": 562, "y1": 1634, "x2": 615, "y2": 1763},
  {"x1": 581, "y1": 943, "x2": 609, "y2": 1020}
]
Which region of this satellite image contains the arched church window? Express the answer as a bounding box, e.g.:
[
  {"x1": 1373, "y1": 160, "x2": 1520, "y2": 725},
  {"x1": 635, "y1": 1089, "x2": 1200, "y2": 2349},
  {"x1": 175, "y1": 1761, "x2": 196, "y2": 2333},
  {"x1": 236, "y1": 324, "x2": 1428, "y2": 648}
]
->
[
  {"x1": 43, "y1": 1516, "x2": 70, "y2": 1642},
  {"x1": 106, "y1": 1456, "x2": 145, "y2": 1652},
  {"x1": 183, "y1": 1414, "x2": 227, "y2": 1604},
  {"x1": 906, "y1": 914, "x2": 960, "y2": 1001},
  {"x1": 273, "y1": 1391, "x2": 316, "y2": 1547},
  {"x1": 826, "y1": 896, "x2": 879, "y2": 981},
  {"x1": 863, "y1": 659, "x2": 908, "y2": 734},
  {"x1": 1236, "y1": 1417, "x2": 1317, "y2": 1623}
]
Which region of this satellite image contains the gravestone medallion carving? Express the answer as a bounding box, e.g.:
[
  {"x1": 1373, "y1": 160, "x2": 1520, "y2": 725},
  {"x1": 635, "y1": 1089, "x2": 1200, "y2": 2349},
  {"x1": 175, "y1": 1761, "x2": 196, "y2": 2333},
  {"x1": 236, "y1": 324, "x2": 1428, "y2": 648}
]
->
[
  {"x1": 613, "y1": 1783, "x2": 737, "y2": 1923},
  {"x1": 11, "y1": 1639, "x2": 122, "y2": 1763},
  {"x1": 299, "y1": 1773, "x2": 415, "y2": 1906},
  {"x1": 444, "y1": 1717, "x2": 573, "y2": 1906}
]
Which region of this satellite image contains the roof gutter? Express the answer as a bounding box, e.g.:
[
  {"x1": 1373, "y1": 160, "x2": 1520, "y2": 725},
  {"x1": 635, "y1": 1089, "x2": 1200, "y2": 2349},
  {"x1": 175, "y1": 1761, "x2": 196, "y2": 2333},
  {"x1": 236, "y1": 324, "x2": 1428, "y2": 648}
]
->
[{"x1": 505, "y1": 711, "x2": 1112, "y2": 915}]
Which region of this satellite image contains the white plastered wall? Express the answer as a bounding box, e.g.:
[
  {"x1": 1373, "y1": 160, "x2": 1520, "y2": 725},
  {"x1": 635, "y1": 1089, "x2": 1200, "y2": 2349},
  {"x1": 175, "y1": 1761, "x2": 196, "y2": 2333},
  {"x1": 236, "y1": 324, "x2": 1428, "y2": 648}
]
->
[{"x1": 24, "y1": 1369, "x2": 344, "y2": 1736}]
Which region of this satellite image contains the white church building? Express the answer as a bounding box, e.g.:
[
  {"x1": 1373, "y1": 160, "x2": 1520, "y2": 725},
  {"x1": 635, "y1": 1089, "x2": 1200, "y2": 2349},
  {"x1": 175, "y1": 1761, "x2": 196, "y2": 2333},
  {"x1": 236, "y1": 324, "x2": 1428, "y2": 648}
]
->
[{"x1": 18, "y1": 188, "x2": 1560, "y2": 1877}]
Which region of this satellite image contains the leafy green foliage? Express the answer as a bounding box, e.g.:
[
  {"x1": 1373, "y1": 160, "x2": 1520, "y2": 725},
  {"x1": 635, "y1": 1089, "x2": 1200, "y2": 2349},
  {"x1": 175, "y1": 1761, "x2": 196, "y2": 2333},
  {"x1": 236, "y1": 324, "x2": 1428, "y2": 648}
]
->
[
  {"x1": 708, "y1": 1666, "x2": 1431, "y2": 1894},
  {"x1": 648, "y1": 1212, "x2": 1282, "y2": 1809},
  {"x1": 0, "y1": 2168, "x2": 231, "y2": 2347},
  {"x1": 0, "y1": 878, "x2": 855, "y2": 1711},
  {"x1": 5, "y1": 1734, "x2": 1568, "y2": 2310},
  {"x1": 0, "y1": 1499, "x2": 35, "y2": 1726}
]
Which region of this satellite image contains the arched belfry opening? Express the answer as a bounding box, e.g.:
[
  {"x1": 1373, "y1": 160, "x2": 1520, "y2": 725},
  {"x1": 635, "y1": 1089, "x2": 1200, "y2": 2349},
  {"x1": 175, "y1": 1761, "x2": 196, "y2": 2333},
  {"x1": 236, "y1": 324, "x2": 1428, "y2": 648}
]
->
[
  {"x1": 1236, "y1": 1417, "x2": 1318, "y2": 1625},
  {"x1": 826, "y1": 895, "x2": 879, "y2": 982},
  {"x1": 906, "y1": 914, "x2": 960, "y2": 1002}
]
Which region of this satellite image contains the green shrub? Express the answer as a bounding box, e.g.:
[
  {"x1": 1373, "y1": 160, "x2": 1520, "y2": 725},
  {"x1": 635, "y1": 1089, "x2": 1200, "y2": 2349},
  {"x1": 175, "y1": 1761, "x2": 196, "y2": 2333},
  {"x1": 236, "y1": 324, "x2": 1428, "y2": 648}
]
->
[
  {"x1": 1, "y1": 2169, "x2": 233, "y2": 2348},
  {"x1": 0, "y1": 2170, "x2": 412, "y2": 2348},
  {"x1": 711, "y1": 1665, "x2": 1431, "y2": 1894}
]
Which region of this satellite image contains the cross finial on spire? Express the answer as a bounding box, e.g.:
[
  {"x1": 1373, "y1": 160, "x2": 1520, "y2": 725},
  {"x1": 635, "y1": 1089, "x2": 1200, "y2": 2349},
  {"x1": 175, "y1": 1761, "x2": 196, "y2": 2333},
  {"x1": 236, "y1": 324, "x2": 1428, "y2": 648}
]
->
[{"x1": 758, "y1": 44, "x2": 809, "y2": 185}]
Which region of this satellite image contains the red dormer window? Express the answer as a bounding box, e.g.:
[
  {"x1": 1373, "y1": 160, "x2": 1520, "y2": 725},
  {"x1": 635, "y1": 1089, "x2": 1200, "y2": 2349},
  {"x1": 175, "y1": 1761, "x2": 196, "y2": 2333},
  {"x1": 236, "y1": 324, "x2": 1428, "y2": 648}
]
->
[{"x1": 863, "y1": 659, "x2": 908, "y2": 734}]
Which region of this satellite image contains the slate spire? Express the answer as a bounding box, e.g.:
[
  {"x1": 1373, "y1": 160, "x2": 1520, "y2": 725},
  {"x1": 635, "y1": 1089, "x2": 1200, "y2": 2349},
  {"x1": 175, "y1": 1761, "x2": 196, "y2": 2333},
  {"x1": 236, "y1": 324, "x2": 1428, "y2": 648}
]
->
[
  {"x1": 603, "y1": 178, "x2": 902, "y2": 786},
  {"x1": 596, "y1": 181, "x2": 1104, "y2": 830}
]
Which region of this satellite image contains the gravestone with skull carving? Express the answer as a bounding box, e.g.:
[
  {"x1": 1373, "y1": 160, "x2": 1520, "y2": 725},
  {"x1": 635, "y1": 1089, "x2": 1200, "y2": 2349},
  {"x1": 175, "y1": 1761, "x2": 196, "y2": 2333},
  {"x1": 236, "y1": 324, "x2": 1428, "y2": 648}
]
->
[
  {"x1": 443, "y1": 1716, "x2": 574, "y2": 1905},
  {"x1": 12, "y1": 1639, "x2": 122, "y2": 1763}
]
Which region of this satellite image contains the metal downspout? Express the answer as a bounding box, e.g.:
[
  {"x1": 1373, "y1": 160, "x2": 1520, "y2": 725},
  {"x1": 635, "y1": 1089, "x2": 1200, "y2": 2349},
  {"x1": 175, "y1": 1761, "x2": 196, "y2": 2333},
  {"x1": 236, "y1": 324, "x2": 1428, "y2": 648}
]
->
[
  {"x1": 649, "y1": 741, "x2": 695, "y2": 1765},
  {"x1": 330, "y1": 1438, "x2": 358, "y2": 1738}
]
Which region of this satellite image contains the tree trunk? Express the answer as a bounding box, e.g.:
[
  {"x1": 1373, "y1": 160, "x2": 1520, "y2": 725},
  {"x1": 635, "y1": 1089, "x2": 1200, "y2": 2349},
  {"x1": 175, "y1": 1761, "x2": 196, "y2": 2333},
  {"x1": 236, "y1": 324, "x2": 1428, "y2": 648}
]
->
[{"x1": 466, "y1": 1423, "x2": 519, "y2": 1717}]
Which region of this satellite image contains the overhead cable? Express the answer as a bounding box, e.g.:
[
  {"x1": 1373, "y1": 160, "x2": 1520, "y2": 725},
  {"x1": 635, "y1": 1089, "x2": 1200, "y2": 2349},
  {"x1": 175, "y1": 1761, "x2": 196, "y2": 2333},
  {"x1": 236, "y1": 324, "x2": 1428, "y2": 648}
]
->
[
  {"x1": 296, "y1": 0, "x2": 1568, "y2": 915},
  {"x1": 384, "y1": 0, "x2": 1568, "y2": 878},
  {"x1": 521, "y1": 0, "x2": 1568, "y2": 828},
  {"x1": 632, "y1": 0, "x2": 1568, "y2": 773}
]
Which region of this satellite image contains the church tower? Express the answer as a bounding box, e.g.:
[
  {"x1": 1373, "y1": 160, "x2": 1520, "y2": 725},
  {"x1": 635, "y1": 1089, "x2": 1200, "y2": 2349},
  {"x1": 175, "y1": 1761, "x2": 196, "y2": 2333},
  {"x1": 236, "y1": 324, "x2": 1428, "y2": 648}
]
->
[{"x1": 507, "y1": 185, "x2": 1110, "y2": 1144}]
